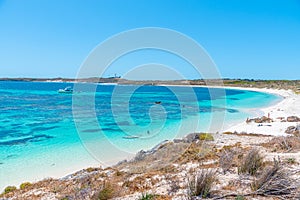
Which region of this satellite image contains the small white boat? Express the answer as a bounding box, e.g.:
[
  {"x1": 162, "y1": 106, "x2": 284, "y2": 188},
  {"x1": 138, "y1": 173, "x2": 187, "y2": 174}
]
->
[
  {"x1": 58, "y1": 86, "x2": 73, "y2": 93},
  {"x1": 122, "y1": 135, "x2": 139, "y2": 139}
]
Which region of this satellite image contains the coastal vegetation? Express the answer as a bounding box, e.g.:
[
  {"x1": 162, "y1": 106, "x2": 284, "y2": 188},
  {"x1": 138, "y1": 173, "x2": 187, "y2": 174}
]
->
[
  {"x1": 138, "y1": 193, "x2": 157, "y2": 200},
  {"x1": 238, "y1": 149, "x2": 263, "y2": 175},
  {"x1": 19, "y1": 182, "x2": 32, "y2": 190},
  {"x1": 199, "y1": 133, "x2": 214, "y2": 141},
  {"x1": 93, "y1": 182, "x2": 116, "y2": 200},
  {"x1": 187, "y1": 169, "x2": 217, "y2": 198},
  {"x1": 1, "y1": 131, "x2": 300, "y2": 199},
  {"x1": 3, "y1": 186, "x2": 16, "y2": 195}
]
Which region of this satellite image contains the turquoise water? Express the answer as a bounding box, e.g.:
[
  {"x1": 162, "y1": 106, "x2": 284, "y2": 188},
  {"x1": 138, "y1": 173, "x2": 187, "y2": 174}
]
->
[{"x1": 0, "y1": 81, "x2": 281, "y2": 190}]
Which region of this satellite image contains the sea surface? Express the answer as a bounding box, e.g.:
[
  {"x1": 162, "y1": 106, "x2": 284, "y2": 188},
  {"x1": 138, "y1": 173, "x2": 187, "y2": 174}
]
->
[{"x1": 0, "y1": 81, "x2": 281, "y2": 190}]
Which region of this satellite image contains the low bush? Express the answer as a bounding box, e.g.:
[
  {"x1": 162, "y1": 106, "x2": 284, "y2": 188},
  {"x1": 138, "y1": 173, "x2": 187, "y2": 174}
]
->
[
  {"x1": 235, "y1": 195, "x2": 246, "y2": 200},
  {"x1": 188, "y1": 169, "x2": 217, "y2": 198},
  {"x1": 199, "y1": 133, "x2": 214, "y2": 141},
  {"x1": 20, "y1": 182, "x2": 32, "y2": 190},
  {"x1": 251, "y1": 158, "x2": 296, "y2": 198},
  {"x1": 261, "y1": 136, "x2": 300, "y2": 152},
  {"x1": 3, "y1": 186, "x2": 17, "y2": 194},
  {"x1": 251, "y1": 158, "x2": 280, "y2": 191},
  {"x1": 219, "y1": 149, "x2": 234, "y2": 174},
  {"x1": 139, "y1": 193, "x2": 156, "y2": 200},
  {"x1": 238, "y1": 149, "x2": 263, "y2": 176},
  {"x1": 285, "y1": 157, "x2": 297, "y2": 164},
  {"x1": 93, "y1": 182, "x2": 115, "y2": 200}
]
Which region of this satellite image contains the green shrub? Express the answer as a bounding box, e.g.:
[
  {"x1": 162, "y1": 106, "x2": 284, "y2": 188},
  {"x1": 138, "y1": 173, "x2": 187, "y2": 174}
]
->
[
  {"x1": 20, "y1": 182, "x2": 32, "y2": 190},
  {"x1": 199, "y1": 133, "x2": 214, "y2": 141},
  {"x1": 235, "y1": 195, "x2": 246, "y2": 200},
  {"x1": 4, "y1": 186, "x2": 17, "y2": 194},
  {"x1": 286, "y1": 157, "x2": 296, "y2": 164},
  {"x1": 139, "y1": 193, "x2": 156, "y2": 200}
]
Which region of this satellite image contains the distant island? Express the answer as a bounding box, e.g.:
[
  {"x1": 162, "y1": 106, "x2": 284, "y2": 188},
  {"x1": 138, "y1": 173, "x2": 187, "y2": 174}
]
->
[{"x1": 1, "y1": 77, "x2": 299, "y2": 93}]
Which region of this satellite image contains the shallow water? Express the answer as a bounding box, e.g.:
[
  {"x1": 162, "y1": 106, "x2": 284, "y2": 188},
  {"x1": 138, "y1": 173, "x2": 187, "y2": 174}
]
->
[{"x1": 0, "y1": 81, "x2": 281, "y2": 190}]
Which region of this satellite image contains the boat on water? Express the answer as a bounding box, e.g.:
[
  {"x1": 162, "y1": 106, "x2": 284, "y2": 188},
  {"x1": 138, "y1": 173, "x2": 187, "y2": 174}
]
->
[
  {"x1": 58, "y1": 86, "x2": 73, "y2": 94},
  {"x1": 122, "y1": 135, "x2": 139, "y2": 139}
]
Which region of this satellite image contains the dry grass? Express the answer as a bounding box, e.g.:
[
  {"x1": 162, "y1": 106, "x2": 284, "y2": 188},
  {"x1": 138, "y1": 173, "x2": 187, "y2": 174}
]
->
[
  {"x1": 251, "y1": 158, "x2": 280, "y2": 191},
  {"x1": 188, "y1": 169, "x2": 217, "y2": 199},
  {"x1": 238, "y1": 149, "x2": 264, "y2": 176},
  {"x1": 118, "y1": 141, "x2": 189, "y2": 174},
  {"x1": 218, "y1": 143, "x2": 246, "y2": 168},
  {"x1": 219, "y1": 149, "x2": 234, "y2": 174},
  {"x1": 177, "y1": 142, "x2": 218, "y2": 164},
  {"x1": 92, "y1": 181, "x2": 120, "y2": 200},
  {"x1": 261, "y1": 136, "x2": 300, "y2": 152},
  {"x1": 223, "y1": 131, "x2": 272, "y2": 137},
  {"x1": 3, "y1": 130, "x2": 300, "y2": 200},
  {"x1": 251, "y1": 158, "x2": 297, "y2": 198},
  {"x1": 166, "y1": 176, "x2": 181, "y2": 195}
]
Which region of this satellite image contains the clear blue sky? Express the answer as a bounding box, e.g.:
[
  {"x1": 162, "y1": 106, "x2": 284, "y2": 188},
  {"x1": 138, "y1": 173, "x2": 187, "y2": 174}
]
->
[{"x1": 0, "y1": 0, "x2": 299, "y2": 79}]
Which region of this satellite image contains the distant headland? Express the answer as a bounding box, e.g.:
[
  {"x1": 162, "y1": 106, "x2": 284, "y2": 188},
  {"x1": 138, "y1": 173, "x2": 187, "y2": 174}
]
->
[{"x1": 0, "y1": 77, "x2": 299, "y2": 93}]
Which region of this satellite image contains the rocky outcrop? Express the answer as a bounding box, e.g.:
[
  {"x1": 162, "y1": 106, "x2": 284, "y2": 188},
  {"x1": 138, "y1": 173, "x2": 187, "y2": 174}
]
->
[
  {"x1": 285, "y1": 125, "x2": 300, "y2": 135},
  {"x1": 132, "y1": 140, "x2": 170, "y2": 162},
  {"x1": 287, "y1": 116, "x2": 300, "y2": 122},
  {"x1": 246, "y1": 116, "x2": 273, "y2": 123}
]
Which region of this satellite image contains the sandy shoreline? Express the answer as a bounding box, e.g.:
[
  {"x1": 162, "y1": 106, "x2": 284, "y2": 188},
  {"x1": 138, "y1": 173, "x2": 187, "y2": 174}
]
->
[
  {"x1": 160, "y1": 84, "x2": 299, "y2": 135},
  {"x1": 223, "y1": 87, "x2": 300, "y2": 136},
  {"x1": 108, "y1": 83, "x2": 299, "y2": 136}
]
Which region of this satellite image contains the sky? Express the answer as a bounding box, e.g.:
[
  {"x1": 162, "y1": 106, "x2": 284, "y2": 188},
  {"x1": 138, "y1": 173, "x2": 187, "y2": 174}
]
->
[{"x1": 0, "y1": 0, "x2": 299, "y2": 80}]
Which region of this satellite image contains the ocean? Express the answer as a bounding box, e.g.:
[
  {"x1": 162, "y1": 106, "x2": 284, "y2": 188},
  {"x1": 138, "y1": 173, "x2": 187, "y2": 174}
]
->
[{"x1": 0, "y1": 81, "x2": 281, "y2": 190}]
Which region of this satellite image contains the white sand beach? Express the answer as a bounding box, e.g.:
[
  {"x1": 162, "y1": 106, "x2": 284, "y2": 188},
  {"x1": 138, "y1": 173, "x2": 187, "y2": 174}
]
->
[
  {"x1": 160, "y1": 84, "x2": 300, "y2": 135},
  {"x1": 224, "y1": 87, "x2": 300, "y2": 136}
]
